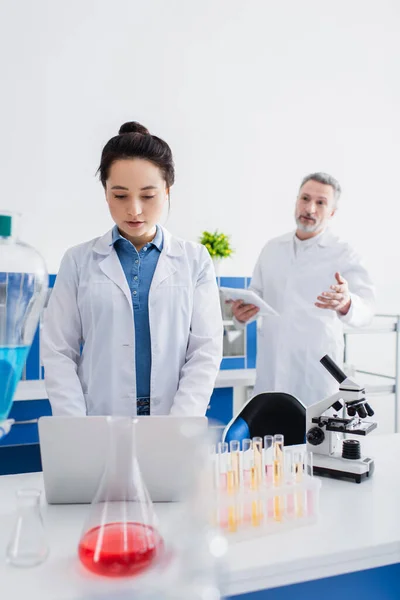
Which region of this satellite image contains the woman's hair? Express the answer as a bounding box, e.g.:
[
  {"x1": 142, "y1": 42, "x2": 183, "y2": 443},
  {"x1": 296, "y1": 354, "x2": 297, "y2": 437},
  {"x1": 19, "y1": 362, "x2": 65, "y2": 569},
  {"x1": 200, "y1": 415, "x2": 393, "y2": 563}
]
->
[{"x1": 98, "y1": 121, "x2": 175, "y2": 188}]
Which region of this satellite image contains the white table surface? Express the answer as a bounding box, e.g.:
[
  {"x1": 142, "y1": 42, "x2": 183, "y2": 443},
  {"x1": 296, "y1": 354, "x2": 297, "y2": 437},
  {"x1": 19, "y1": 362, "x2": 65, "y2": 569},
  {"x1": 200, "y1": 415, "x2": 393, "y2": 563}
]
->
[{"x1": 1, "y1": 434, "x2": 400, "y2": 598}]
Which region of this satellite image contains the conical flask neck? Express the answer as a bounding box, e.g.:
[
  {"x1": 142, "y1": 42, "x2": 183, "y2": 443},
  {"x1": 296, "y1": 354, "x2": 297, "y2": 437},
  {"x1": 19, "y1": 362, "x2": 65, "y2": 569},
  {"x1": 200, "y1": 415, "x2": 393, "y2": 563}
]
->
[
  {"x1": 79, "y1": 417, "x2": 162, "y2": 578},
  {"x1": 95, "y1": 417, "x2": 139, "y2": 503}
]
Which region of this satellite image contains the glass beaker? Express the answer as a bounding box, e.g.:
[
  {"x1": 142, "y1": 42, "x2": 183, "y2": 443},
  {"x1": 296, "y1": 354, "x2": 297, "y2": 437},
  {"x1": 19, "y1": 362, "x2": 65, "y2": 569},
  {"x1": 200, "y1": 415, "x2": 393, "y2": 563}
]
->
[
  {"x1": 0, "y1": 211, "x2": 48, "y2": 421},
  {"x1": 78, "y1": 417, "x2": 163, "y2": 578},
  {"x1": 6, "y1": 488, "x2": 49, "y2": 567}
]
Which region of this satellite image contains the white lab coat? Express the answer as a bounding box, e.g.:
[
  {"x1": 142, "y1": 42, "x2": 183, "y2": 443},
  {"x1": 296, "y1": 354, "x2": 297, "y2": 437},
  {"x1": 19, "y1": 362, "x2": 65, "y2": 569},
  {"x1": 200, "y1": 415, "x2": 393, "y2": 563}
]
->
[
  {"x1": 42, "y1": 227, "x2": 223, "y2": 417},
  {"x1": 247, "y1": 229, "x2": 375, "y2": 406}
]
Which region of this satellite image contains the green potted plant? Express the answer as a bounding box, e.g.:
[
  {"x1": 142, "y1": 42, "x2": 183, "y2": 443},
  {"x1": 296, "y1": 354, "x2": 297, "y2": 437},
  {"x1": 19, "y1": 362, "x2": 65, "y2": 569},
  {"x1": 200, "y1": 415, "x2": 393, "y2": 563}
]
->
[{"x1": 199, "y1": 230, "x2": 234, "y2": 277}]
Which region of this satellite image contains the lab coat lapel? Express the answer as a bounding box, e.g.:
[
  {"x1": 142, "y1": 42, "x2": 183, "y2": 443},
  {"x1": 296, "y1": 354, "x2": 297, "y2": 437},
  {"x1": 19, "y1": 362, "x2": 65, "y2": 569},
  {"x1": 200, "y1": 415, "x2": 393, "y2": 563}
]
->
[
  {"x1": 99, "y1": 252, "x2": 132, "y2": 304},
  {"x1": 93, "y1": 230, "x2": 132, "y2": 306},
  {"x1": 151, "y1": 227, "x2": 183, "y2": 289},
  {"x1": 151, "y1": 253, "x2": 178, "y2": 288}
]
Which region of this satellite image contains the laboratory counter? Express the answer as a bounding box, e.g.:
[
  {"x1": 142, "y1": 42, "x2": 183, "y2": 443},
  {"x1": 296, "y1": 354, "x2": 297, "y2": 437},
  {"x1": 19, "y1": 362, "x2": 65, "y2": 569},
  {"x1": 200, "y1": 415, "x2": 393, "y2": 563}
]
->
[
  {"x1": 13, "y1": 370, "x2": 392, "y2": 402},
  {"x1": 3, "y1": 373, "x2": 257, "y2": 475},
  {"x1": 1, "y1": 434, "x2": 400, "y2": 599},
  {"x1": 13, "y1": 371, "x2": 258, "y2": 401}
]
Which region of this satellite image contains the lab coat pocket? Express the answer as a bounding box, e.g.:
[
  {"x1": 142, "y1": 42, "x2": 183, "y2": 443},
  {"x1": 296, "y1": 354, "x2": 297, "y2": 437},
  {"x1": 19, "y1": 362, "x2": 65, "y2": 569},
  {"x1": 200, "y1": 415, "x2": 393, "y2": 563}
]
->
[
  {"x1": 90, "y1": 279, "x2": 120, "y2": 295},
  {"x1": 155, "y1": 283, "x2": 190, "y2": 294},
  {"x1": 152, "y1": 284, "x2": 191, "y2": 323},
  {"x1": 88, "y1": 279, "x2": 126, "y2": 320}
]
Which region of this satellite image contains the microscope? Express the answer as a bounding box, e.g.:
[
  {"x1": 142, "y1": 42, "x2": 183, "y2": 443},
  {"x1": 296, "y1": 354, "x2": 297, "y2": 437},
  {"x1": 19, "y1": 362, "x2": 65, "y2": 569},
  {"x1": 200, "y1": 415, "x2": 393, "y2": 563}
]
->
[{"x1": 306, "y1": 355, "x2": 377, "y2": 483}]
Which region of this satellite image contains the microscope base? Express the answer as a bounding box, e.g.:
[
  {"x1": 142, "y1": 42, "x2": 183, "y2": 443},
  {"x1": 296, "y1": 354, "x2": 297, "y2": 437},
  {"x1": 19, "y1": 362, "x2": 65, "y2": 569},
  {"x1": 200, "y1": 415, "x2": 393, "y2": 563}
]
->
[{"x1": 313, "y1": 453, "x2": 374, "y2": 484}]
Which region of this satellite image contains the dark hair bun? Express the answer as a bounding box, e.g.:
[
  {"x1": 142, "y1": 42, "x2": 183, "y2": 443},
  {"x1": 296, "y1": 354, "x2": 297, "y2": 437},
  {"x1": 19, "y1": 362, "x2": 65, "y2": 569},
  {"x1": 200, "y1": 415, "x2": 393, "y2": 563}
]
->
[{"x1": 119, "y1": 121, "x2": 149, "y2": 136}]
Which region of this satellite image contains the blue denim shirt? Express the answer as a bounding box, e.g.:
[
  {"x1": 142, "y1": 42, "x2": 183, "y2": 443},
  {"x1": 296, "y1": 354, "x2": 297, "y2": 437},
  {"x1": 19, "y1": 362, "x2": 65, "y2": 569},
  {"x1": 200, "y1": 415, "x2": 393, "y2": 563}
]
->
[{"x1": 111, "y1": 225, "x2": 163, "y2": 415}]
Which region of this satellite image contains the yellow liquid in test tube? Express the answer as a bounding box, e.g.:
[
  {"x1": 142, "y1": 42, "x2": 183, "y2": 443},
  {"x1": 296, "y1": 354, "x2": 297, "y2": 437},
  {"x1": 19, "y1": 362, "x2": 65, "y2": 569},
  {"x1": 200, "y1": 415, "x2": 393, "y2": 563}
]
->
[
  {"x1": 228, "y1": 505, "x2": 237, "y2": 532},
  {"x1": 251, "y1": 499, "x2": 263, "y2": 527},
  {"x1": 227, "y1": 470, "x2": 235, "y2": 494},
  {"x1": 251, "y1": 439, "x2": 263, "y2": 526},
  {"x1": 273, "y1": 461, "x2": 283, "y2": 522},
  {"x1": 229, "y1": 451, "x2": 240, "y2": 492},
  {"x1": 273, "y1": 435, "x2": 284, "y2": 522},
  {"x1": 227, "y1": 445, "x2": 240, "y2": 531},
  {"x1": 252, "y1": 440, "x2": 262, "y2": 490}
]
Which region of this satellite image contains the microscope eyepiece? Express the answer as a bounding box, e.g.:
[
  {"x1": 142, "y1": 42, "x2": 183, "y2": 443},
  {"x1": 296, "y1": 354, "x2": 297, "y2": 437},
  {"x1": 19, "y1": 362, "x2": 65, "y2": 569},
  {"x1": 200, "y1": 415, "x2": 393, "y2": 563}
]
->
[{"x1": 320, "y1": 355, "x2": 347, "y2": 384}]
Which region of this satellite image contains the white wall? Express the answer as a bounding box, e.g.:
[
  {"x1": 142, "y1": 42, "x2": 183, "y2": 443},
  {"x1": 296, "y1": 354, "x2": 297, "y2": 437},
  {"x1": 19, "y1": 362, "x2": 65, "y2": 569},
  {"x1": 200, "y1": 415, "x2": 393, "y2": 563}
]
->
[
  {"x1": 1, "y1": 0, "x2": 399, "y2": 430},
  {"x1": 1, "y1": 3, "x2": 400, "y2": 302},
  {"x1": 1, "y1": 0, "x2": 399, "y2": 295}
]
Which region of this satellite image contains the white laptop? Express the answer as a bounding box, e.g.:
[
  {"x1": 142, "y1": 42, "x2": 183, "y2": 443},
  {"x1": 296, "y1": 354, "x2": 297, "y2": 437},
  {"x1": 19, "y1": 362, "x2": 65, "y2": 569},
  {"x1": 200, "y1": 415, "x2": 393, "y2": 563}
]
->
[{"x1": 38, "y1": 416, "x2": 208, "y2": 504}]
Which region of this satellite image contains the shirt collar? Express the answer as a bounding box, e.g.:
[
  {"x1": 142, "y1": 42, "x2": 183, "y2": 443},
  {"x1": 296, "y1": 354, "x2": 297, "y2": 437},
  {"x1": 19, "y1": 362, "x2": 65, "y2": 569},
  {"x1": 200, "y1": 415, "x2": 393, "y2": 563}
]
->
[
  {"x1": 111, "y1": 224, "x2": 163, "y2": 251},
  {"x1": 294, "y1": 229, "x2": 325, "y2": 246},
  {"x1": 278, "y1": 228, "x2": 335, "y2": 248}
]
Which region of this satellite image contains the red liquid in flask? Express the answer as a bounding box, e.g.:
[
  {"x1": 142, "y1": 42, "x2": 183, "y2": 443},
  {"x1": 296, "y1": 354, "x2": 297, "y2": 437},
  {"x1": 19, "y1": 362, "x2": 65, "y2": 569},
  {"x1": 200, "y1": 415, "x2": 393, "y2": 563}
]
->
[{"x1": 78, "y1": 522, "x2": 163, "y2": 577}]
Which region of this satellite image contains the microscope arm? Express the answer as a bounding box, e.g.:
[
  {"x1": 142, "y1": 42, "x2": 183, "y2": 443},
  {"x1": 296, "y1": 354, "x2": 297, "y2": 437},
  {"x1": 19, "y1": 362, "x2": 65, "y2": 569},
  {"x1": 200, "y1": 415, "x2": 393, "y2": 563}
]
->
[{"x1": 306, "y1": 391, "x2": 344, "y2": 422}]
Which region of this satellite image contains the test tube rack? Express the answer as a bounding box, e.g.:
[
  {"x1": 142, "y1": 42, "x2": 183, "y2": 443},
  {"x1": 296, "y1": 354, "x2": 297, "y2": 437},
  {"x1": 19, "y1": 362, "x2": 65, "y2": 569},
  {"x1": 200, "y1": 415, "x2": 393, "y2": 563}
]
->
[{"x1": 211, "y1": 437, "x2": 321, "y2": 541}]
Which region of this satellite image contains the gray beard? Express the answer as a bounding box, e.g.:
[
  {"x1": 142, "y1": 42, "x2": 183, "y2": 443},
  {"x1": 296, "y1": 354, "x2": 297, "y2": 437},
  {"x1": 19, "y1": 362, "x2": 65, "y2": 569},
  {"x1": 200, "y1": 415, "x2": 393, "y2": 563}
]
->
[{"x1": 295, "y1": 216, "x2": 320, "y2": 233}]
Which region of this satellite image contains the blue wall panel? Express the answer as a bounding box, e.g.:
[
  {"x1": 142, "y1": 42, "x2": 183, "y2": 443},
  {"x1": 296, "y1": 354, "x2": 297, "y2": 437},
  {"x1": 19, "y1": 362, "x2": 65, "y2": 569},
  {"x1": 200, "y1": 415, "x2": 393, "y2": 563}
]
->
[
  {"x1": 246, "y1": 321, "x2": 257, "y2": 369},
  {"x1": 0, "y1": 444, "x2": 42, "y2": 475},
  {"x1": 227, "y1": 562, "x2": 400, "y2": 600},
  {"x1": 25, "y1": 325, "x2": 40, "y2": 380},
  {"x1": 221, "y1": 357, "x2": 245, "y2": 370},
  {"x1": 220, "y1": 277, "x2": 246, "y2": 289},
  {"x1": 207, "y1": 388, "x2": 233, "y2": 426}
]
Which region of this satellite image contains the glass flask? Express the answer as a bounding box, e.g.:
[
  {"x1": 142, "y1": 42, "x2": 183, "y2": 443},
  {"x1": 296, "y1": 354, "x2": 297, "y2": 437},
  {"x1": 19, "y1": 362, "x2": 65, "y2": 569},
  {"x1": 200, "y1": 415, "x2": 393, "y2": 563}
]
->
[
  {"x1": 6, "y1": 488, "x2": 49, "y2": 567},
  {"x1": 78, "y1": 417, "x2": 163, "y2": 578},
  {"x1": 0, "y1": 211, "x2": 48, "y2": 421}
]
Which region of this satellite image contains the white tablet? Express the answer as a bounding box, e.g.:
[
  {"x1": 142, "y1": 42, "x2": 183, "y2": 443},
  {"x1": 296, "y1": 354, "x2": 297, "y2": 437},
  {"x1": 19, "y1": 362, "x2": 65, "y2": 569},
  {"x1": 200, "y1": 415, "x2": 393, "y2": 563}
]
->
[{"x1": 220, "y1": 287, "x2": 279, "y2": 317}]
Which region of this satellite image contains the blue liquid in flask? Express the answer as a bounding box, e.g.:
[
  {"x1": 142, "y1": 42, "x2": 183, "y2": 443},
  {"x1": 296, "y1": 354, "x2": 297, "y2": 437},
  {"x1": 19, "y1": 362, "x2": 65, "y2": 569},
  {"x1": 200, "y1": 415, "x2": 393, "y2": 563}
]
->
[{"x1": 0, "y1": 346, "x2": 29, "y2": 420}]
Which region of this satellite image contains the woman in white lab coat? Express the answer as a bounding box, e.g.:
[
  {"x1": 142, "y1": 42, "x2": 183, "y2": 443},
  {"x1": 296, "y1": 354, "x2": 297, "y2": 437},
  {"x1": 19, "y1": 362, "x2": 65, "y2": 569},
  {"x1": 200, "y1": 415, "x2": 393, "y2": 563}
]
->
[{"x1": 42, "y1": 122, "x2": 223, "y2": 417}]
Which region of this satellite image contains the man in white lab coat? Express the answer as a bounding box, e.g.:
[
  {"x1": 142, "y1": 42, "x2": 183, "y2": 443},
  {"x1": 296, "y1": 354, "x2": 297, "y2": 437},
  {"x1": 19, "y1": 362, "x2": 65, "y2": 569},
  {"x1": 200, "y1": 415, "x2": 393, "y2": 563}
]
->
[{"x1": 231, "y1": 172, "x2": 375, "y2": 407}]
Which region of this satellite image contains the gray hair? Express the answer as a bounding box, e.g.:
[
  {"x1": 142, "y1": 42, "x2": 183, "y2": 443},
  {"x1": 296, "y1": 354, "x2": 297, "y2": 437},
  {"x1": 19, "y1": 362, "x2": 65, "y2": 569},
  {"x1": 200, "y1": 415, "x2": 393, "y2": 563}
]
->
[{"x1": 299, "y1": 172, "x2": 342, "y2": 205}]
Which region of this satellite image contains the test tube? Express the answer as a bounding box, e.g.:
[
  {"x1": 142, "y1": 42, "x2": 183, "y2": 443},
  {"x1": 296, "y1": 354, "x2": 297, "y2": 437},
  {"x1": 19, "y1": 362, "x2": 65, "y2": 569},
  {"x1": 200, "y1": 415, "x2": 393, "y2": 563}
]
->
[
  {"x1": 209, "y1": 445, "x2": 218, "y2": 527},
  {"x1": 263, "y1": 435, "x2": 274, "y2": 486},
  {"x1": 217, "y1": 442, "x2": 229, "y2": 530},
  {"x1": 242, "y1": 439, "x2": 253, "y2": 525},
  {"x1": 273, "y1": 434, "x2": 284, "y2": 522},
  {"x1": 293, "y1": 450, "x2": 304, "y2": 518},
  {"x1": 210, "y1": 444, "x2": 218, "y2": 491},
  {"x1": 217, "y1": 442, "x2": 228, "y2": 492},
  {"x1": 251, "y1": 437, "x2": 263, "y2": 527},
  {"x1": 284, "y1": 448, "x2": 295, "y2": 519},
  {"x1": 264, "y1": 435, "x2": 274, "y2": 520},
  {"x1": 252, "y1": 437, "x2": 263, "y2": 491},
  {"x1": 242, "y1": 439, "x2": 253, "y2": 490},
  {"x1": 305, "y1": 451, "x2": 315, "y2": 517},
  {"x1": 273, "y1": 434, "x2": 284, "y2": 485},
  {"x1": 228, "y1": 440, "x2": 240, "y2": 493},
  {"x1": 227, "y1": 440, "x2": 240, "y2": 532}
]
